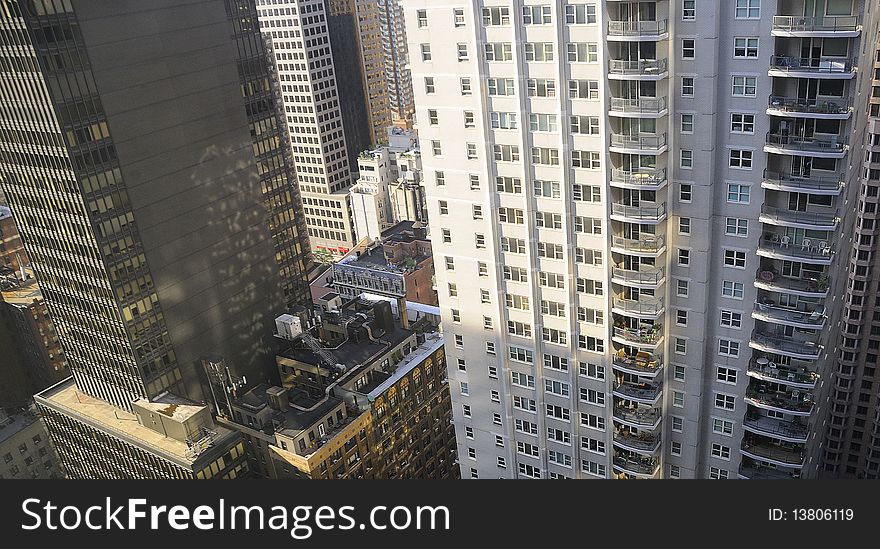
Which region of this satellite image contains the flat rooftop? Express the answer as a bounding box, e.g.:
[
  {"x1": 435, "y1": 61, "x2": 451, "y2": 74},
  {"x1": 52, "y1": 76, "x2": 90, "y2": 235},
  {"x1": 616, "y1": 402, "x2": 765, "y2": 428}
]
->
[
  {"x1": 279, "y1": 317, "x2": 413, "y2": 370},
  {"x1": 1, "y1": 277, "x2": 42, "y2": 306},
  {"x1": 134, "y1": 392, "x2": 206, "y2": 423},
  {"x1": 0, "y1": 410, "x2": 40, "y2": 445},
  {"x1": 234, "y1": 383, "x2": 343, "y2": 439},
  {"x1": 36, "y1": 379, "x2": 237, "y2": 466}
]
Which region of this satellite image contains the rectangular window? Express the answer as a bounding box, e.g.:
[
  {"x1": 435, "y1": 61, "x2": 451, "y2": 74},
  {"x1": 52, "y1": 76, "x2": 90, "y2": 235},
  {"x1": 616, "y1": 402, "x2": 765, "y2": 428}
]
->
[
  {"x1": 565, "y1": 4, "x2": 596, "y2": 24},
  {"x1": 487, "y1": 78, "x2": 516, "y2": 96},
  {"x1": 454, "y1": 8, "x2": 466, "y2": 26},
  {"x1": 484, "y1": 42, "x2": 513, "y2": 62},
  {"x1": 734, "y1": 0, "x2": 760, "y2": 19},
  {"x1": 681, "y1": 76, "x2": 695, "y2": 97},
  {"x1": 420, "y1": 44, "x2": 432, "y2": 61},
  {"x1": 524, "y1": 42, "x2": 554, "y2": 61},
  {"x1": 682, "y1": 0, "x2": 695, "y2": 20},
  {"x1": 723, "y1": 249, "x2": 747, "y2": 268},
  {"x1": 417, "y1": 9, "x2": 427, "y2": 27},
  {"x1": 569, "y1": 79, "x2": 599, "y2": 99},
  {"x1": 717, "y1": 366, "x2": 738, "y2": 384},
  {"x1": 522, "y1": 5, "x2": 552, "y2": 25},
  {"x1": 567, "y1": 42, "x2": 598, "y2": 63},
  {"x1": 680, "y1": 114, "x2": 694, "y2": 133},
  {"x1": 534, "y1": 179, "x2": 561, "y2": 198},
  {"x1": 531, "y1": 147, "x2": 559, "y2": 165},
  {"x1": 729, "y1": 149, "x2": 753, "y2": 169},
  {"x1": 679, "y1": 217, "x2": 691, "y2": 235},
  {"x1": 490, "y1": 111, "x2": 518, "y2": 130},
  {"x1": 725, "y1": 217, "x2": 748, "y2": 236},
  {"x1": 529, "y1": 113, "x2": 558, "y2": 132},
  {"x1": 718, "y1": 339, "x2": 740, "y2": 357},
  {"x1": 494, "y1": 144, "x2": 520, "y2": 162},
  {"x1": 457, "y1": 43, "x2": 469, "y2": 61},
  {"x1": 678, "y1": 248, "x2": 690, "y2": 266},
  {"x1": 527, "y1": 79, "x2": 556, "y2": 97},
  {"x1": 713, "y1": 418, "x2": 734, "y2": 436},
  {"x1": 681, "y1": 38, "x2": 695, "y2": 59},
  {"x1": 734, "y1": 37, "x2": 759, "y2": 58},
  {"x1": 727, "y1": 184, "x2": 750, "y2": 203},
  {"x1": 571, "y1": 115, "x2": 600, "y2": 135},
  {"x1": 730, "y1": 113, "x2": 755, "y2": 134},
  {"x1": 720, "y1": 310, "x2": 743, "y2": 328},
  {"x1": 677, "y1": 279, "x2": 689, "y2": 297},
  {"x1": 722, "y1": 281, "x2": 744, "y2": 299},
  {"x1": 679, "y1": 183, "x2": 692, "y2": 202},
  {"x1": 497, "y1": 176, "x2": 523, "y2": 194},
  {"x1": 732, "y1": 76, "x2": 757, "y2": 97},
  {"x1": 572, "y1": 150, "x2": 601, "y2": 169},
  {"x1": 680, "y1": 149, "x2": 693, "y2": 168},
  {"x1": 482, "y1": 6, "x2": 510, "y2": 25}
]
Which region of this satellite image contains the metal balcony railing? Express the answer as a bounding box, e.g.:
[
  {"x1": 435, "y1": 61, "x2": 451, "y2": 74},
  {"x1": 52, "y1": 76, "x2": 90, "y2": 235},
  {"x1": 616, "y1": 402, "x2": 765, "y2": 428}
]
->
[
  {"x1": 608, "y1": 58, "x2": 667, "y2": 76},
  {"x1": 612, "y1": 296, "x2": 664, "y2": 316},
  {"x1": 612, "y1": 455, "x2": 659, "y2": 475},
  {"x1": 613, "y1": 381, "x2": 663, "y2": 401},
  {"x1": 753, "y1": 302, "x2": 826, "y2": 327},
  {"x1": 768, "y1": 95, "x2": 851, "y2": 115},
  {"x1": 772, "y1": 15, "x2": 860, "y2": 33},
  {"x1": 612, "y1": 326, "x2": 663, "y2": 345},
  {"x1": 758, "y1": 236, "x2": 833, "y2": 261},
  {"x1": 754, "y1": 268, "x2": 829, "y2": 295},
  {"x1": 748, "y1": 359, "x2": 818, "y2": 386},
  {"x1": 611, "y1": 235, "x2": 666, "y2": 253},
  {"x1": 741, "y1": 441, "x2": 805, "y2": 466},
  {"x1": 612, "y1": 352, "x2": 663, "y2": 375},
  {"x1": 750, "y1": 331, "x2": 822, "y2": 359},
  {"x1": 611, "y1": 265, "x2": 665, "y2": 285},
  {"x1": 743, "y1": 415, "x2": 810, "y2": 440},
  {"x1": 610, "y1": 168, "x2": 666, "y2": 187},
  {"x1": 612, "y1": 406, "x2": 661, "y2": 426},
  {"x1": 611, "y1": 202, "x2": 667, "y2": 220},
  {"x1": 745, "y1": 385, "x2": 814, "y2": 414},
  {"x1": 765, "y1": 132, "x2": 847, "y2": 153},
  {"x1": 762, "y1": 170, "x2": 844, "y2": 192},
  {"x1": 608, "y1": 96, "x2": 667, "y2": 114},
  {"x1": 613, "y1": 430, "x2": 661, "y2": 451},
  {"x1": 769, "y1": 55, "x2": 855, "y2": 74},
  {"x1": 607, "y1": 19, "x2": 668, "y2": 36},
  {"x1": 760, "y1": 205, "x2": 838, "y2": 228},
  {"x1": 610, "y1": 132, "x2": 667, "y2": 150}
]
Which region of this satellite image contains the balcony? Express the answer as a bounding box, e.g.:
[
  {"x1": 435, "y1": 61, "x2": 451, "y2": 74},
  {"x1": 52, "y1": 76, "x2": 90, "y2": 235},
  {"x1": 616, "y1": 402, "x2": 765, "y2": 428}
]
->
[
  {"x1": 610, "y1": 201, "x2": 667, "y2": 223},
  {"x1": 764, "y1": 132, "x2": 847, "y2": 158},
  {"x1": 613, "y1": 429, "x2": 661, "y2": 454},
  {"x1": 612, "y1": 454, "x2": 659, "y2": 477},
  {"x1": 747, "y1": 359, "x2": 818, "y2": 389},
  {"x1": 612, "y1": 326, "x2": 663, "y2": 350},
  {"x1": 749, "y1": 331, "x2": 822, "y2": 361},
  {"x1": 769, "y1": 55, "x2": 856, "y2": 79},
  {"x1": 754, "y1": 268, "x2": 829, "y2": 298},
  {"x1": 612, "y1": 351, "x2": 662, "y2": 378},
  {"x1": 761, "y1": 170, "x2": 843, "y2": 195},
  {"x1": 608, "y1": 97, "x2": 668, "y2": 118},
  {"x1": 771, "y1": 15, "x2": 861, "y2": 37},
  {"x1": 613, "y1": 405, "x2": 661, "y2": 429},
  {"x1": 745, "y1": 384, "x2": 813, "y2": 416},
  {"x1": 613, "y1": 381, "x2": 662, "y2": 404},
  {"x1": 743, "y1": 414, "x2": 809, "y2": 444},
  {"x1": 607, "y1": 19, "x2": 668, "y2": 40},
  {"x1": 610, "y1": 235, "x2": 666, "y2": 257},
  {"x1": 609, "y1": 132, "x2": 667, "y2": 154},
  {"x1": 759, "y1": 205, "x2": 838, "y2": 231},
  {"x1": 609, "y1": 168, "x2": 667, "y2": 190},
  {"x1": 752, "y1": 302, "x2": 826, "y2": 330},
  {"x1": 741, "y1": 440, "x2": 805, "y2": 468},
  {"x1": 756, "y1": 236, "x2": 833, "y2": 265},
  {"x1": 608, "y1": 58, "x2": 668, "y2": 80},
  {"x1": 612, "y1": 296, "x2": 664, "y2": 319},
  {"x1": 611, "y1": 265, "x2": 665, "y2": 288},
  {"x1": 766, "y1": 95, "x2": 852, "y2": 119},
  {"x1": 738, "y1": 464, "x2": 800, "y2": 479}
]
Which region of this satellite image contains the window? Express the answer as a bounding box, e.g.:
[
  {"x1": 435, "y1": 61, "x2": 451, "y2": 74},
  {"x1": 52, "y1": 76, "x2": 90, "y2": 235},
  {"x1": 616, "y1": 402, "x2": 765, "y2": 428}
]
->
[
  {"x1": 462, "y1": 404, "x2": 471, "y2": 417},
  {"x1": 460, "y1": 78, "x2": 472, "y2": 95},
  {"x1": 572, "y1": 150, "x2": 601, "y2": 169},
  {"x1": 529, "y1": 113, "x2": 557, "y2": 132},
  {"x1": 497, "y1": 457, "x2": 507, "y2": 469},
  {"x1": 484, "y1": 42, "x2": 513, "y2": 61},
  {"x1": 544, "y1": 354, "x2": 569, "y2": 372},
  {"x1": 493, "y1": 413, "x2": 502, "y2": 425},
  {"x1": 717, "y1": 366, "x2": 738, "y2": 384},
  {"x1": 548, "y1": 428, "x2": 571, "y2": 445},
  {"x1": 680, "y1": 149, "x2": 693, "y2": 168},
  {"x1": 534, "y1": 179, "x2": 560, "y2": 198},
  {"x1": 582, "y1": 460, "x2": 606, "y2": 478},
  {"x1": 675, "y1": 337, "x2": 687, "y2": 354},
  {"x1": 467, "y1": 447, "x2": 476, "y2": 460},
  {"x1": 734, "y1": 0, "x2": 760, "y2": 19},
  {"x1": 469, "y1": 173, "x2": 480, "y2": 189},
  {"x1": 725, "y1": 217, "x2": 748, "y2": 236},
  {"x1": 732, "y1": 76, "x2": 757, "y2": 97},
  {"x1": 580, "y1": 412, "x2": 606, "y2": 431},
  {"x1": 431, "y1": 140, "x2": 442, "y2": 156},
  {"x1": 513, "y1": 395, "x2": 537, "y2": 412},
  {"x1": 420, "y1": 44, "x2": 432, "y2": 61},
  {"x1": 417, "y1": 9, "x2": 427, "y2": 27},
  {"x1": 729, "y1": 149, "x2": 753, "y2": 169},
  {"x1": 671, "y1": 441, "x2": 682, "y2": 456},
  {"x1": 574, "y1": 216, "x2": 602, "y2": 234},
  {"x1": 482, "y1": 6, "x2": 510, "y2": 25},
  {"x1": 540, "y1": 271, "x2": 566, "y2": 289},
  {"x1": 724, "y1": 249, "x2": 747, "y2": 268},
  {"x1": 546, "y1": 404, "x2": 571, "y2": 422},
  {"x1": 535, "y1": 211, "x2": 562, "y2": 229},
  {"x1": 439, "y1": 200, "x2": 448, "y2": 215},
  {"x1": 727, "y1": 183, "x2": 750, "y2": 203},
  {"x1": 516, "y1": 419, "x2": 538, "y2": 435},
  {"x1": 451, "y1": 308, "x2": 460, "y2": 322},
  {"x1": 475, "y1": 233, "x2": 486, "y2": 249},
  {"x1": 580, "y1": 362, "x2": 604, "y2": 381},
  {"x1": 682, "y1": 0, "x2": 695, "y2": 20},
  {"x1": 457, "y1": 43, "x2": 469, "y2": 61},
  {"x1": 531, "y1": 147, "x2": 559, "y2": 165},
  {"x1": 575, "y1": 248, "x2": 603, "y2": 266},
  {"x1": 542, "y1": 327, "x2": 567, "y2": 345},
  {"x1": 518, "y1": 463, "x2": 541, "y2": 479},
  {"x1": 487, "y1": 342, "x2": 496, "y2": 355},
  {"x1": 460, "y1": 381, "x2": 469, "y2": 395},
  {"x1": 473, "y1": 204, "x2": 483, "y2": 219},
  {"x1": 679, "y1": 217, "x2": 691, "y2": 235},
  {"x1": 711, "y1": 443, "x2": 731, "y2": 460},
  {"x1": 522, "y1": 5, "x2": 552, "y2": 25},
  {"x1": 677, "y1": 279, "x2": 689, "y2": 297},
  {"x1": 567, "y1": 42, "x2": 598, "y2": 63},
  {"x1": 572, "y1": 184, "x2": 601, "y2": 202},
  {"x1": 565, "y1": 4, "x2": 596, "y2": 24},
  {"x1": 709, "y1": 467, "x2": 730, "y2": 480},
  {"x1": 718, "y1": 339, "x2": 740, "y2": 357},
  {"x1": 681, "y1": 38, "x2": 695, "y2": 59},
  {"x1": 454, "y1": 334, "x2": 463, "y2": 348},
  {"x1": 734, "y1": 37, "x2": 759, "y2": 58},
  {"x1": 578, "y1": 335, "x2": 604, "y2": 353},
  {"x1": 524, "y1": 42, "x2": 554, "y2": 61},
  {"x1": 674, "y1": 365, "x2": 686, "y2": 382},
  {"x1": 680, "y1": 113, "x2": 694, "y2": 133},
  {"x1": 672, "y1": 416, "x2": 683, "y2": 432},
  {"x1": 537, "y1": 243, "x2": 564, "y2": 260},
  {"x1": 509, "y1": 346, "x2": 534, "y2": 364},
  {"x1": 678, "y1": 248, "x2": 690, "y2": 266},
  {"x1": 721, "y1": 281, "x2": 744, "y2": 299},
  {"x1": 470, "y1": 468, "x2": 478, "y2": 479},
  {"x1": 425, "y1": 77, "x2": 435, "y2": 94},
  {"x1": 499, "y1": 207, "x2": 523, "y2": 224},
  {"x1": 545, "y1": 379, "x2": 570, "y2": 397},
  {"x1": 581, "y1": 437, "x2": 605, "y2": 455},
  {"x1": 527, "y1": 78, "x2": 556, "y2": 97},
  {"x1": 466, "y1": 143, "x2": 478, "y2": 159},
  {"x1": 454, "y1": 8, "x2": 465, "y2": 26},
  {"x1": 488, "y1": 365, "x2": 497, "y2": 378},
  {"x1": 441, "y1": 228, "x2": 451, "y2": 243},
  {"x1": 570, "y1": 115, "x2": 600, "y2": 135},
  {"x1": 457, "y1": 358, "x2": 466, "y2": 371},
  {"x1": 673, "y1": 391, "x2": 685, "y2": 407},
  {"x1": 730, "y1": 113, "x2": 755, "y2": 133},
  {"x1": 494, "y1": 144, "x2": 520, "y2": 161},
  {"x1": 681, "y1": 76, "x2": 695, "y2": 97},
  {"x1": 487, "y1": 78, "x2": 515, "y2": 96},
  {"x1": 569, "y1": 79, "x2": 599, "y2": 99},
  {"x1": 512, "y1": 371, "x2": 535, "y2": 388},
  {"x1": 427, "y1": 109, "x2": 438, "y2": 125},
  {"x1": 670, "y1": 465, "x2": 681, "y2": 479},
  {"x1": 464, "y1": 426, "x2": 473, "y2": 439},
  {"x1": 720, "y1": 310, "x2": 743, "y2": 328},
  {"x1": 679, "y1": 183, "x2": 692, "y2": 202},
  {"x1": 480, "y1": 288, "x2": 491, "y2": 303},
  {"x1": 676, "y1": 309, "x2": 688, "y2": 326},
  {"x1": 713, "y1": 418, "x2": 734, "y2": 436},
  {"x1": 576, "y1": 278, "x2": 603, "y2": 295},
  {"x1": 503, "y1": 266, "x2": 528, "y2": 282},
  {"x1": 501, "y1": 237, "x2": 526, "y2": 254},
  {"x1": 435, "y1": 171, "x2": 445, "y2": 186},
  {"x1": 581, "y1": 388, "x2": 605, "y2": 406}
]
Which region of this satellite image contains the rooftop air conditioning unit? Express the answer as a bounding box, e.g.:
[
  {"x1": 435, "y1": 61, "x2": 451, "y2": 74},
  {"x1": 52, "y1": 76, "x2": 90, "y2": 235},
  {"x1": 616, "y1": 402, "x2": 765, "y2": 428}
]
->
[{"x1": 275, "y1": 314, "x2": 303, "y2": 341}]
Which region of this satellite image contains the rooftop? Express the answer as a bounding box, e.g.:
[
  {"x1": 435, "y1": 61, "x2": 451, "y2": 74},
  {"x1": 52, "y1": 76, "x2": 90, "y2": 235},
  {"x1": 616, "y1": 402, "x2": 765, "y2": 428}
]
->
[
  {"x1": 0, "y1": 409, "x2": 40, "y2": 445},
  {"x1": 1, "y1": 274, "x2": 43, "y2": 306},
  {"x1": 133, "y1": 392, "x2": 207, "y2": 423},
  {"x1": 234, "y1": 383, "x2": 344, "y2": 438},
  {"x1": 0, "y1": 205, "x2": 11, "y2": 221}
]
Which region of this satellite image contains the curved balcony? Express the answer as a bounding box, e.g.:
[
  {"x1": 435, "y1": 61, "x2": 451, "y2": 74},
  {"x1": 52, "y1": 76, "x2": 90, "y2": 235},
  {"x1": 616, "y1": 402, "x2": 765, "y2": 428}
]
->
[
  {"x1": 759, "y1": 205, "x2": 838, "y2": 231},
  {"x1": 741, "y1": 440, "x2": 805, "y2": 468},
  {"x1": 608, "y1": 97, "x2": 668, "y2": 118},
  {"x1": 761, "y1": 170, "x2": 843, "y2": 195},
  {"x1": 771, "y1": 15, "x2": 861, "y2": 37},
  {"x1": 764, "y1": 132, "x2": 847, "y2": 158},
  {"x1": 612, "y1": 430, "x2": 661, "y2": 454},
  {"x1": 611, "y1": 352, "x2": 663, "y2": 378},
  {"x1": 768, "y1": 56, "x2": 856, "y2": 79},
  {"x1": 754, "y1": 268, "x2": 829, "y2": 298},
  {"x1": 610, "y1": 235, "x2": 666, "y2": 257},
  {"x1": 608, "y1": 58, "x2": 668, "y2": 80},
  {"x1": 753, "y1": 302, "x2": 826, "y2": 330},
  {"x1": 610, "y1": 202, "x2": 667, "y2": 224},
  {"x1": 749, "y1": 331, "x2": 822, "y2": 361},
  {"x1": 607, "y1": 19, "x2": 668, "y2": 41},
  {"x1": 747, "y1": 359, "x2": 818, "y2": 389},
  {"x1": 609, "y1": 132, "x2": 667, "y2": 154},
  {"x1": 611, "y1": 265, "x2": 665, "y2": 288},
  {"x1": 612, "y1": 405, "x2": 661, "y2": 429},
  {"x1": 738, "y1": 464, "x2": 800, "y2": 479},
  {"x1": 743, "y1": 415, "x2": 809, "y2": 444},
  {"x1": 613, "y1": 381, "x2": 662, "y2": 404},
  {"x1": 612, "y1": 296, "x2": 664, "y2": 320},
  {"x1": 766, "y1": 95, "x2": 852, "y2": 119},
  {"x1": 745, "y1": 385, "x2": 813, "y2": 416},
  {"x1": 756, "y1": 236, "x2": 833, "y2": 265},
  {"x1": 612, "y1": 326, "x2": 663, "y2": 350},
  {"x1": 612, "y1": 454, "x2": 659, "y2": 477},
  {"x1": 609, "y1": 168, "x2": 667, "y2": 190}
]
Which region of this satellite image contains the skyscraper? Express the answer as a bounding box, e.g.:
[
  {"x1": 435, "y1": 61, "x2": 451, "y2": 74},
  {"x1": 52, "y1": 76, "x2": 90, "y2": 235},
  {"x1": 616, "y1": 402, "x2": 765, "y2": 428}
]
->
[
  {"x1": 405, "y1": 0, "x2": 878, "y2": 479},
  {"x1": 0, "y1": 0, "x2": 311, "y2": 478},
  {"x1": 378, "y1": 0, "x2": 415, "y2": 124}
]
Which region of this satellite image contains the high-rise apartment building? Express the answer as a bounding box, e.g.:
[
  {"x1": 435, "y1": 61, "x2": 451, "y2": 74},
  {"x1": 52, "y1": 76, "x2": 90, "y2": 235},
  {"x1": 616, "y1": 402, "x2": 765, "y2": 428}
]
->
[
  {"x1": 0, "y1": 0, "x2": 311, "y2": 478},
  {"x1": 378, "y1": 0, "x2": 415, "y2": 123},
  {"x1": 405, "y1": 0, "x2": 878, "y2": 479}
]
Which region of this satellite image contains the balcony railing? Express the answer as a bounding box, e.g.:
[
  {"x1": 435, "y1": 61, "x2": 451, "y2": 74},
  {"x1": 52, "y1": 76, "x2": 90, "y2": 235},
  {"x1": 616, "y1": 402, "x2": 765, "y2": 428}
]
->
[
  {"x1": 610, "y1": 168, "x2": 666, "y2": 187},
  {"x1": 613, "y1": 381, "x2": 662, "y2": 402},
  {"x1": 613, "y1": 326, "x2": 663, "y2": 345},
  {"x1": 746, "y1": 385, "x2": 813, "y2": 414},
  {"x1": 612, "y1": 455, "x2": 659, "y2": 475},
  {"x1": 767, "y1": 95, "x2": 851, "y2": 115},
  {"x1": 612, "y1": 296, "x2": 664, "y2": 316},
  {"x1": 765, "y1": 132, "x2": 847, "y2": 153},
  {"x1": 613, "y1": 406, "x2": 661, "y2": 427},
  {"x1": 608, "y1": 58, "x2": 668, "y2": 76},
  {"x1": 613, "y1": 430, "x2": 661, "y2": 452},
  {"x1": 754, "y1": 268, "x2": 829, "y2": 295},
  {"x1": 739, "y1": 464, "x2": 799, "y2": 479},
  {"x1": 769, "y1": 55, "x2": 855, "y2": 75},
  {"x1": 741, "y1": 440, "x2": 805, "y2": 466},
  {"x1": 748, "y1": 359, "x2": 818, "y2": 387},
  {"x1": 772, "y1": 15, "x2": 860, "y2": 33},
  {"x1": 611, "y1": 235, "x2": 666, "y2": 254},
  {"x1": 612, "y1": 265, "x2": 665, "y2": 285},
  {"x1": 608, "y1": 97, "x2": 667, "y2": 114},
  {"x1": 759, "y1": 205, "x2": 838, "y2": 229},
  {"x1": 611, "y1": 202, "x2": 667, "y2": 221},
  {"x1": 607, "y1": 19, "x2": 668, "y2": 37},
  {"x1": 754, "y1": 302, "x2": 826, "y2": 327},
  {"x1": 758, "y1": 236, "x2": 833, "y2": 262},
  {"x1": 762, "y1": 170, "x2": 844, "y2": 193},
  {"x1": 610, "y1": 132, "x2": 667, "y2": 151},
  {"x1": 612, "y1": 352, "x2": 662, "y2": 375},
  {"x1": 750, "y1": 331, "x2": 822, "y2": 360},
  {"x1": 744, "y1": 415, "x2": 809, "y2": 440}
]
